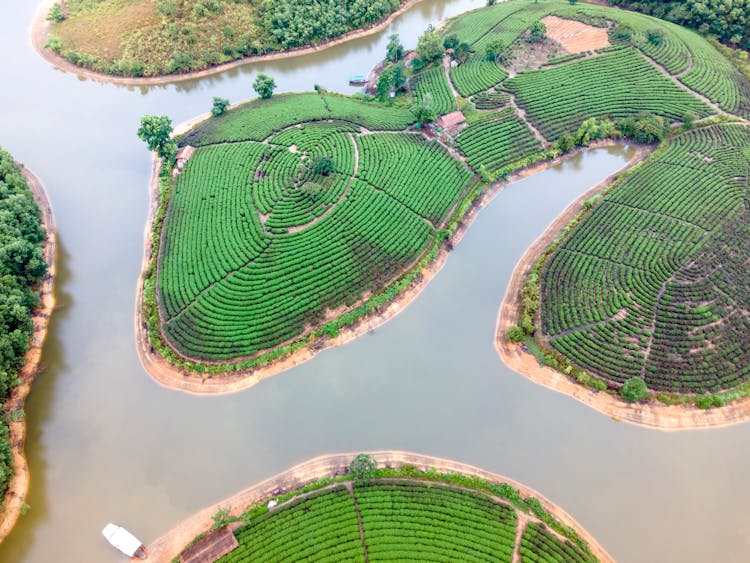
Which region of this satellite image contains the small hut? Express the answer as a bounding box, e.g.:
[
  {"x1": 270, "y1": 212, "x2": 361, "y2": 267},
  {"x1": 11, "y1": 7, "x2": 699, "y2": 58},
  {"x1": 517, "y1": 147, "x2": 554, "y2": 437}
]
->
[
  {"x1": 174, "y1": 145, "x2": 195, "y2": 174},
  {"x1": 179, "y1": 526, "x2": 239, "y2": 563},
  {"x1": 435, "y1": 111, "x2": 466, "y2": 136}
]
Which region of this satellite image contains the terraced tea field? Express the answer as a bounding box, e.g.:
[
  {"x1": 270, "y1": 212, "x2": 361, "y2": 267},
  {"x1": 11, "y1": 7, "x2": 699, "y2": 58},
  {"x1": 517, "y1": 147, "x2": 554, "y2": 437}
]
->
[
  {"x1": 216, "y1": 479, "x2": 598, "y2": 563},
  {"x1": 540, "y1": 124, "x2": 750, "y2": 394},
  {"x1": 504, "y1": 49, "x2": 713, "y2": 140},
  {"x1": 157, "y1": 93, "x2": 475, "y2": 362}
]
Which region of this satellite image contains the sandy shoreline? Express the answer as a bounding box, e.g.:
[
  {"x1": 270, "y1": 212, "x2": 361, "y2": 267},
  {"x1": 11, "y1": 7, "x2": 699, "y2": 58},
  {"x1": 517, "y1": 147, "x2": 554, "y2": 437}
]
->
[
  {"x1": 494, "y1": 142, "x2": 750, "y2": 431},
  {"x1": 30, "y1": 0, "x2": 425, "y2": 87},
  {"x1": 0, "y1": 167, "x2": 56, "y2": 543},
  {"x1": 146, "y1": 451, "x2": 615, "y2": 563}
]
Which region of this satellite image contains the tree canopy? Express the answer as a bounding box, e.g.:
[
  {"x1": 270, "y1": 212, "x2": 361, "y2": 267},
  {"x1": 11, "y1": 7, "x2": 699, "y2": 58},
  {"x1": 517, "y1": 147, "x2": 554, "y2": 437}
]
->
[
  {"x1": 0, "y1": 148, "x2": 47, "y2": 499},
  {"x1": 350, "y1": 454, "x2": 378, "y2": 486},
  {"x1": 253, "y1": 73, "x2": 276, "y2": 100},
  {"x1": 137, "y1": 115, "x2": 177, "y2": 160}
]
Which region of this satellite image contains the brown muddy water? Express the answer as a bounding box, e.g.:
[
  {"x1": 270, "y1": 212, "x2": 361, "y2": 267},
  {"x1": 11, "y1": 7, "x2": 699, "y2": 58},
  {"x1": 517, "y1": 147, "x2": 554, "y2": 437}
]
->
[{"x1": 1, "y1": 1, "x2": 749, "y2": 561}]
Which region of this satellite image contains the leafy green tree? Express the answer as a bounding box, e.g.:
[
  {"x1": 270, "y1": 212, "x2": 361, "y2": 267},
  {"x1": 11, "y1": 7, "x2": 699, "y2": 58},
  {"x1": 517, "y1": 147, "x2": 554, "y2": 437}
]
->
[
  {"x1": 312, "y1": 155, "x2": 334, "y2": 176},
  {"x1": 443, "y1": 34, "x2": 459, "y2": 50},
  {"x1": 413, "y1": 93, "x2": 437, "y2": 127},
  {"x1": 527, "y1": 21, "x2": 546, "y2": 43},
  {"x1": 298, "y1": 181, "x2": 323, "y2": 199},
  {"x1": 137, "y1": 115, "x2": 177, "y2": 160},
  {"x1": 416, "y1": 25, "x2": 444, "y2": 65},
  {"x1": 376, "y1": 67, "x2": 394, "y2": 101},
  {"x1": 211, "y1": 97, "x2": 229, "y2": 117},
  {"x1": 682, "y1": 110, "x2": 698, "y2": 129},
  {"x1": 453, "y1": 42, "x2": 472, "y2": 63},
  {"x1": 506, "y1": 326, "x2": 526, "y2": 343},
  {"x1": 386, "y1": 34, "x2": 404, "y2": 63},
  {"x1": 391, "y1": 63, "x2": 406, "y2": 91},
  {"x1": 621, "y1": 377, "x2": 649, "y2": 402},
  {"x1": 485, "y1": 40, "x2": 503, "y2": 61},
  {"x1": 611, "y1": 23, "x2": 634, "y2": 42},
  {"x1": 555, "y1": 133, "x2": 576, "y2": 153},
  {"x1": 350, "y1": 454, "x2": 377, "y2": 486},
  {"x1": 47, "y1": 3, "x2": 65, "y2": 22},
  {"x1": 253, "y1": 73, "x2": 276, "y2": 99}
]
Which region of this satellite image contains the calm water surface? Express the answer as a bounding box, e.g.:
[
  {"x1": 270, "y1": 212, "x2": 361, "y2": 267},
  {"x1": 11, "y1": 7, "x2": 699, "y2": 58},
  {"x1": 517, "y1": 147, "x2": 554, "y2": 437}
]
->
[{"x1": 1, "y1": 1, "x2": 749, "y2": 561}]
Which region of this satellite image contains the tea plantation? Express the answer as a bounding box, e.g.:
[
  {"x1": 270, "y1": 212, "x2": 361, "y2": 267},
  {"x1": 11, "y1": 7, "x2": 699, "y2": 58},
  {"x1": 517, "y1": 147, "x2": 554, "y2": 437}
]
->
[
  {"x1": 215, "y1": 479, "x2": 597, "y2": 562},
  {"x1": 148, "y1": 0, "x2": 750, "y2": 403}
]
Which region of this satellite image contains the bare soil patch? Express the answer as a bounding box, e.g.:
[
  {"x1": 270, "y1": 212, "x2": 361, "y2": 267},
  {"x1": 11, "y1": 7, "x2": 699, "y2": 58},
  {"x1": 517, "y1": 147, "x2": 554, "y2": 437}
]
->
[
  {"x1": 541, "y1": 16, "x2": 610, "y2": 54},
  {"x1": 146, "y1": 451, "x2": 614, "y2": 563},
  {"x1": 0, "y1": 168, "x2": 56, "y2": 542}
]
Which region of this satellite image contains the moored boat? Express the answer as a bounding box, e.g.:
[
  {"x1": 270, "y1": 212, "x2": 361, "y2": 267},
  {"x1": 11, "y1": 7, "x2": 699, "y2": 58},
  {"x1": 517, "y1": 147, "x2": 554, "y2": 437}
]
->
[
  {"x1": 348, "y1": 74, "x2": 366, "y2": 85},
  {"x1": 102, "y1": 523, "x2": 148, "y2": 559}
]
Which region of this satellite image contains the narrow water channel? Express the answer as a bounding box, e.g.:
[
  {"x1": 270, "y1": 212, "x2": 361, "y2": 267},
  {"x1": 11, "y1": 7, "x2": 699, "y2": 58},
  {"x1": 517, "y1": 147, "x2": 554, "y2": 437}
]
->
[{"x1": 1, "y1": 1, "x2": 749, "y2": 562}]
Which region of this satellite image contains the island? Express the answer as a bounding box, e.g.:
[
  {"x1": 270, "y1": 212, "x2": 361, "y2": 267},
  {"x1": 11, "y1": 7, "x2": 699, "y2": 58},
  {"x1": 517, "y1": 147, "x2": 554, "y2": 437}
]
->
[
  {"x1": 32, "y1": 0, "x2": 424, "y2": 84},
  {"x1": 136, "y1": 0, "x2": 750, "y2": 428},
  {"x1": 147, "y1": 452, "x2": 613, "y2": 563}
]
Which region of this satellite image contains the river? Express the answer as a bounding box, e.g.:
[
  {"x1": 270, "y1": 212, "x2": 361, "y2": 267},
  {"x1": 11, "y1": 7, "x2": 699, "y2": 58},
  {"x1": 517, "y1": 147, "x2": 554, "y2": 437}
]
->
[{"x1": 0, "y1": 1, "x2": 749, "y2": 561}]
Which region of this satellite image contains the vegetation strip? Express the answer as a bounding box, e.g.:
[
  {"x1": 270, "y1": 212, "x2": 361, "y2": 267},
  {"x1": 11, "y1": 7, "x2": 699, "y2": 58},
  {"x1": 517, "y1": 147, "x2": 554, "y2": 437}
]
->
[
  {"x1": 146, "y1": 452, "x2": 613, "y2": 563},
  {"x1": 0, "y1": 164, "x2": 56, "y2": 542}
]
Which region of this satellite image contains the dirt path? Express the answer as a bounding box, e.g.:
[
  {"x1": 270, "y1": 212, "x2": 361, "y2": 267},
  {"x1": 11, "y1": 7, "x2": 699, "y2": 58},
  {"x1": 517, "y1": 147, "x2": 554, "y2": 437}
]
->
[
  {"x1": 0, "y1": 167, "x2": 56, "y2": 543},
  {"x1": 508, "y1": 94, "x2": 549, "y2": 146},
  {"x1": 145, "y1": 451, "x2": 614, "y2": 563},
  {"x1": 30, "y1": 0, "x2": 427, "y2": 87},
  {"x1": 494, "y1": 141, "x2": 750, "y2": 430}
]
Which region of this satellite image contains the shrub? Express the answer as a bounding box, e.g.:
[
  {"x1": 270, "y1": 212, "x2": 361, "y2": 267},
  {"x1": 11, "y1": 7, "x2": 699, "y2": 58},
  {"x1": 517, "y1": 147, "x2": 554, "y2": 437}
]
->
[
  {"x1": 47, "y1": 3, "x2": 65, "y2": 22},
  {"x1": 350, "y1": 454, "x2": 378, "y2": 486},
  {"x1": 211, "y1": 97, "x2": 229, "y2": 117},
  {"x1": 621, "y1": 377, "x2": 649, "y2": 402},
  {"x1": 506, "y1": 326, "x2": 526, "y2": 343}
]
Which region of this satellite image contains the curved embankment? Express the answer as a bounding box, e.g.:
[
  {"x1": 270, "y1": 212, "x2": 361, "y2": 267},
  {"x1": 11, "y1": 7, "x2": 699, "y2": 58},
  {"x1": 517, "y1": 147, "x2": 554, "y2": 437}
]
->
[
  {"x1": 30, "y1": 0, "x2": 425, "y2": 86},
  {"x1": 495, "y1": 143, "x2": 750, "y2": 431},
  {"x1": 146, "y1": 451, "x2": 615, "y2": 563},
  {"x1": 135, "y1": 116, "x2": 639, "y2": 394},
  {"x1": 0, "y1": 168, "x2": 56, "y2": 542}
]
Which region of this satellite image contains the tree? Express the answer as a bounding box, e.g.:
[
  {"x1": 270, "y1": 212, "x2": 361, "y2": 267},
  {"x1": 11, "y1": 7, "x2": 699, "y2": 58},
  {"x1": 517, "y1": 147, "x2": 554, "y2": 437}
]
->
[
  {"x1": 391, "y1": 63, "x2": 406, "y2": 91},
  {"x1": 555, "y1": 133, "x2": 576, "y2": 153},
  {"x1": 506, "y1": 326, "x2": 526, "y2": 343},
  {"x1": 528, "y1": 21, "x2": 546, "y2": 43},
  {"x1": 611, "y1": 23, "x2": 634, "y2": 42},
  {"x1": 211, "y1": 97, "x2": 229, "y2": 117},
  {"x1": 413, "y1": 93, "x2": 436, "y2": 127},
  {"x1": 350, "y1": 454, "x2": 377, "y2": 486},
  {"x1": 312, "y1": 155, "x2": 334, "y2": 176},
  {"x1": 376, "y1": 67, "x2": 393, "y2": 101},
  {"x1": 416, "y1": 25, "x2": 444, "y2": 66},
  {"x1": 386, "y1": 34, "x2": 403, "y2": 63},
  {"x1": 453, "y1": 42, "x2": 472, "y2": 63},
  {"x1": 253, "y1": 73, "x2": 276, "y2": 99},
  {"x1": 137, "y1": 115, "x2": 177, "y2": 160},
  {"x1": 47, "y1": 3, "x2": 65, "y2": 22},
  {"x1": 443, "y1": 34, "x2": 459, "y2": 51},
  {"x1": 621, "y1": 377, "x2": 649, "y2": 402},
  {"x1": 485, "y1": 40, "x2": 503, "y2": 61}
]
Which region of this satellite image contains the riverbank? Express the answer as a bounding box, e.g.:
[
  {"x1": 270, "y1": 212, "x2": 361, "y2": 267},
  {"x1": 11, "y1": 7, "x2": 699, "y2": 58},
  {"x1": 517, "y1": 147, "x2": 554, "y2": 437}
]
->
[
  {"x1": 146, "y1": 451, "x2": 615, "y2": 562},
  {"x1": 495, "y1": 141, "x2": 750, "y2": 430},
  {"x1": 30, "y1": 0, "x2": 426, "y2": 86},
  {"x1": 0, "y1": 167, "x2": 56, "y2": 543}
]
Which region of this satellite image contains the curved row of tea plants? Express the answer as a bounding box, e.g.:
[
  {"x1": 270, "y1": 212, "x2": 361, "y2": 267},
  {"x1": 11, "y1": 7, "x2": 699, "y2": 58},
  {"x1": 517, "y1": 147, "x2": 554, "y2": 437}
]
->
[
  {"x1": 538, "y1": 124, "x2": 750, "y2": 395},
  {"x1": 155, "y1": 93, "x2": 475, "y2": 362},
  {"x1": 0, "y1": 148, "x2": 48, "y2": 498},
  {"x1": 504, "y1": 48, "x2": 713, "y2": 140},
  {"x1": 208, "y1": 465, "x2": 599, "y2": 563}
]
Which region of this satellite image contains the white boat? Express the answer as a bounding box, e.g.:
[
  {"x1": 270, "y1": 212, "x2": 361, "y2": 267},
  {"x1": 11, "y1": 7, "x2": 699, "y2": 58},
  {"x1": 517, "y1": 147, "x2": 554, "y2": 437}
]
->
[{"x1": 102, "y1": 523, "x2": 148, "y2": 559}]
